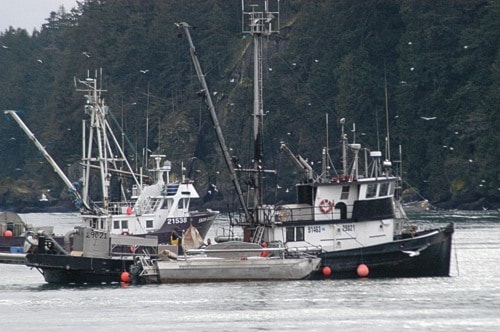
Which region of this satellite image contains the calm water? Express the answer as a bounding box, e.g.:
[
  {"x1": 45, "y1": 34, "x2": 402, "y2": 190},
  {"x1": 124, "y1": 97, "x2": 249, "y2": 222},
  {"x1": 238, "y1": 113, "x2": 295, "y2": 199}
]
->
[{"x1": 0, "y1": 210, "x2": 499, "y2": 331}]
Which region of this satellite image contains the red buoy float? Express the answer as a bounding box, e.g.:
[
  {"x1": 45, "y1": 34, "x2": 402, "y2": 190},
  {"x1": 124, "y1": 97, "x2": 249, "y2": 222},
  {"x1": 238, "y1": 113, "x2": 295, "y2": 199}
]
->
[
  {"x1": 126, "y1": 207, "x2": 133, "y2": 215},
  {"x1": 322, "y1": 266, "x2": 332, "y2": 277},
  {"x1": 357, "y1": 264, "x2": 369, "y2": 277},
  {"x1": 3, "y1": 230, "x2": 13, "y2": 237},
  {"x1": 120, "y1": 272, "x2": 131, "y2": 283}
]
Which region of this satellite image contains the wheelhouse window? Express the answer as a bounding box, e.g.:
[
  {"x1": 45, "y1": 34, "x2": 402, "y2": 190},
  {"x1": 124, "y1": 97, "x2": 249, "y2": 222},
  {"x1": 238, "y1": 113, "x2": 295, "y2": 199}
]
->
[
  {"x1": 162, "y1": 198, "x2": 171, "y2": 209},
  {"x1": 379, "y1": 182, "x2": 389, "y2": 197},
  {"x1": 389, "y1": 183, "x2": 395, "y2": 195},
  {"x1": 113, "y1": 220, "x2": 120, "y2": 229},
  {"x1": 341, "y1": 186, "x2": 350, "y2": 200},
  {"x1": 121, "y1": 220, "x2": 128, "y2": 229},
  {"x1": 366, "y1": 183, "x2": 377, "y2": 198},
  {"x1": 146, "y1": 220, "x2": 153, "y2": 228},
  {"x1": 178, "y1": 198, "x2": 189, "y2": 210}
]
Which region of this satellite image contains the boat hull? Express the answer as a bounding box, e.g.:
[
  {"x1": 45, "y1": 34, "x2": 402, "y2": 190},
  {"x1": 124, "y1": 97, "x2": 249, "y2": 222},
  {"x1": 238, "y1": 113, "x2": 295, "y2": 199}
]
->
[
  {"x1": 25, "y1": 253, "x2": 134, "y2": 284},
  {"x1": 312, "y1": 223, "x2": 454, "y2": 279},
  {"x1": 152, "y1": 256, "x2": 321, "y2": 283}
]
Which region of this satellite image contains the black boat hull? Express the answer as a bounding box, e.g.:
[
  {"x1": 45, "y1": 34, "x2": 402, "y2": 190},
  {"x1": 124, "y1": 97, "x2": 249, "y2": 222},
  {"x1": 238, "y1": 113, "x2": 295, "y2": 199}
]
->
[
  {"x1": 312, "y1": 223, "x2": 454, "y2": 279},
  {"x1": 26, "y1": 253, "x2": 134, "y2": 284}
]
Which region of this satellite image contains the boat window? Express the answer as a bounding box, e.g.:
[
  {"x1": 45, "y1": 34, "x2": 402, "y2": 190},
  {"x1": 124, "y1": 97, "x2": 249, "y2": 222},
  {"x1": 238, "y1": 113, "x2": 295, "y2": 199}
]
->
[
  {"x1": 366, "y1": 183, "x2": 377, "y2": 198},
  {"x1": 113, "y1": 220, "x2": 120, "y2": 229},
  {"x1": 162, "y1": 198, "x2": 171, "y2": 209},
  {"x1": 178, "y1": 198, "x2": 189, "y2": 210},
  {"x1": 146, "y1": 220, "x2": 153, "y2": 228},
  {"x1": 286, "y1": 227, "x2": 304, "y2": 242},
  {"x1": 379, "y1": 182, "x2": 389, "y2": 197},
  {"x1": 389, "y1": 183, "x2": 395, "y2": 195},
  {"x1": 121, "y1": 220, "x2": 128, "y2": 229},
  {"x1": 341, "y1": 186, "x2": 350, "y2": 200},
  {"x1": 100, "y1": 219, "x2": 104, "y2": 229},
  {"x1": 90, "y1": 219, "x2": 98, "y2": 229},
  {"x1": 296, "y1": 227, "x2": 304, "y2": 241}
]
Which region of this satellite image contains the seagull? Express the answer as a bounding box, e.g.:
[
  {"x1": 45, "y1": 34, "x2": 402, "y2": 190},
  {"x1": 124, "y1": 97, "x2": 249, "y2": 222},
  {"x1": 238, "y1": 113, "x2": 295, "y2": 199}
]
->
[
  {"x1": 82, "y1": 51, "x2": 91, "y2": 57},
  {"x1": 1, "y1": 44, "x2": 8, "y2": 49},
  {"x1": 139, "y1": 69, "x2": 149, "y2": 74},
  {"x1": 402, "y1": 244, "x2": 429, "y2": 257},
  {"x1": 37, "y1": 59, "x2": 43, "y2": 63},
  {"x1": 410, "y1": 67, "x2": 415, "y2": 71},
  {"x1": 314, "y1": 59, "x2": 319, "y2": 63},
  {"x1": 420, "y1": 116, "x2": 437, "y2": 120}
]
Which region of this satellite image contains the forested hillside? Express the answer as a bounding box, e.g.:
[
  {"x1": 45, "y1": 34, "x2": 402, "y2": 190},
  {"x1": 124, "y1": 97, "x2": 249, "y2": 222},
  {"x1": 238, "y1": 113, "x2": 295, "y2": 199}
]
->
[{"x1": 0, "y1": 0, "x2": 498, "y2": 211}]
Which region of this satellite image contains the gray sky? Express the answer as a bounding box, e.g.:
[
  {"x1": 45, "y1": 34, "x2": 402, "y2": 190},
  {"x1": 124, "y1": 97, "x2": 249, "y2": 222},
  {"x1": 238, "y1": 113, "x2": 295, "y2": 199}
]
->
[{"x1": 0, "y1": 0, "x2": 79, "y2": 34}]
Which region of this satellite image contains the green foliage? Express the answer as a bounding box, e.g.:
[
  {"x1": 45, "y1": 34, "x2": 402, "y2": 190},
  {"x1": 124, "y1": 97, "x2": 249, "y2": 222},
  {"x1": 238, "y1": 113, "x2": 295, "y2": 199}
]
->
[{"x1": 0, "y1": 0, "x2": 498, "y2": 209}]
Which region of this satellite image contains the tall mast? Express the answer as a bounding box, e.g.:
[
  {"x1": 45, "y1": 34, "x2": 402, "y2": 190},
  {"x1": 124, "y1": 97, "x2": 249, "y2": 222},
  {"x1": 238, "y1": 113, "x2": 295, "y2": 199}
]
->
[
  {"x1": 242, "y1": 0, "x2": 279, "y2": 218},
  {"x1": 384, "y1": 69, "x2": 391, "y2": 161},
  {"x1": 175, "y1": 22, "x2": 251, "y2": 222}
]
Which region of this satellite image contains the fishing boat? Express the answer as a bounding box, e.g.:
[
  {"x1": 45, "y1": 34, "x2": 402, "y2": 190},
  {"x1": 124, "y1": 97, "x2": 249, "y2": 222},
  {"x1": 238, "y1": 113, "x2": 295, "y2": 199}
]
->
[
  {"x1": 24, "y1": 226, "x2": 159, "y2": 284},
  {"x1": 1, "y1": 71, "x2": 219, "y2": 283},
  {"x1": 4, "y1": 71, "x2": 218, "y2": 246},
  {"x1": 177, "y1": 0, "x2": 454, "y2": 279}
]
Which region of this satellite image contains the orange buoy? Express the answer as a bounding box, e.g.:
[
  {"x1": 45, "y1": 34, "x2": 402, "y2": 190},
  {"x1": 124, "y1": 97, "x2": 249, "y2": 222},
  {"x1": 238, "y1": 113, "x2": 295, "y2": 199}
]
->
[
  {"x1": 120, "y1": 272, "x2": 131, "y2": 283},
  {"x1": 322, "y1": 266, "x2": 332, "y2": 277},
  {"x1": 4, "y1": 230, "x2": 13, "y2": 237},
  {"x1": 126, "y1": 207, "x2": 133, "y2": 215},
  {"x1": 357, "y1": 264, "x2": 369, "y2": 277}
]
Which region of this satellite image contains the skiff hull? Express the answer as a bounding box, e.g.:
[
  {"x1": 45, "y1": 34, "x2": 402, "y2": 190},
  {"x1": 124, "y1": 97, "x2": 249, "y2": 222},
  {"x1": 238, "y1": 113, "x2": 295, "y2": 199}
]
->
[{"x1": 150, "y1": 256, "x2": 321, "y2": 283}]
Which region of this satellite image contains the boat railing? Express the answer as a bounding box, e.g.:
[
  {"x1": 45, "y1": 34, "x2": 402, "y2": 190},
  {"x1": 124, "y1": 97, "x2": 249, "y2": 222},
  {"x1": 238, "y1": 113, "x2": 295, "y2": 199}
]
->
[
  {"x1": 106, "y1": 202, "x2": 135, "y2": 215},
  {"x1": 275, "y1": 205, "x2": 314, "y2": 222}
]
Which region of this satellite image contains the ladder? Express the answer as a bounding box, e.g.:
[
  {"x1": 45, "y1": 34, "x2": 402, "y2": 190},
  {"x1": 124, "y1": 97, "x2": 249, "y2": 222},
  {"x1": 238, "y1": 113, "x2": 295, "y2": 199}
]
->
[{"x1": 252, "y1": 226, "x2": 265, "y2": 244}]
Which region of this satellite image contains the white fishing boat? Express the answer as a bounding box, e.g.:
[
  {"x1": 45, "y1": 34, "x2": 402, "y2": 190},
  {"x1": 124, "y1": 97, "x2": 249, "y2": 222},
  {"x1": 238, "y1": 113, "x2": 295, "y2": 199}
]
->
[
  {"x1": 4, "y1": 71, "x2": 218, "y2": 246},
  {"x1": 177, "y1": 0, "x2": 454, "y2": 279},
  {"x1": 3, "y1": 71, "x2": 218, "y2": 284}
]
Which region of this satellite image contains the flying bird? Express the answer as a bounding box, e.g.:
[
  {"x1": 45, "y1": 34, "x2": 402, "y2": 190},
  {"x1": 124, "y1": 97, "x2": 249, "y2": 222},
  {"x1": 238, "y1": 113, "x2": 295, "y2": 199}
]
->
[
  {"x1": 1, "y1": 44, "x2": 8, "y2": 49},
  {"x1": 139, "y1": 69, "x2": 149, "y2": 74},
  {"x1": 420, "y1": 116, "x2": 437, "y2": 120},
  {"x1": 82, "y1": 52, "x2": 91, "y2": 57},
  {"x1": 402, "y1": 244, "x2": 429, "y2": 257},
  {"x1": 37, "y1": 59, "x2": 43, "y2": 63}
]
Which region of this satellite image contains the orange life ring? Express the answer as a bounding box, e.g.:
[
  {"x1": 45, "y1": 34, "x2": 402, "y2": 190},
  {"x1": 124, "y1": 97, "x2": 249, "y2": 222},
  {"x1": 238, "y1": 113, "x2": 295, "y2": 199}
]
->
[{"x1": 319, "y1": 199, "x2": 333, "y2": 214}]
